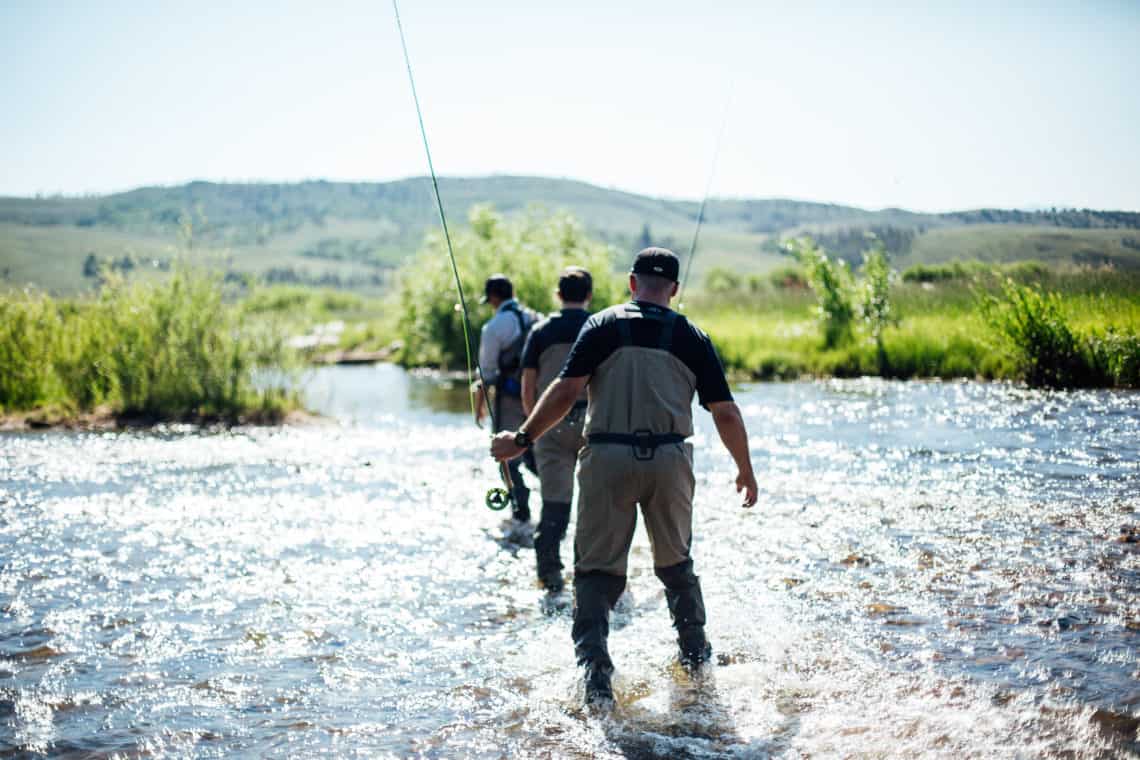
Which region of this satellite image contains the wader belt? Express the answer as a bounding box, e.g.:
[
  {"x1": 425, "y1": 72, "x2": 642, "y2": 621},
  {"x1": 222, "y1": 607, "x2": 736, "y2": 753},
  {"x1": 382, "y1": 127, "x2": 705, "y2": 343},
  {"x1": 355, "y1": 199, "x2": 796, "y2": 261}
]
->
[{"x1": 587, "y1": 431, "x2": 685, "y2": 461}]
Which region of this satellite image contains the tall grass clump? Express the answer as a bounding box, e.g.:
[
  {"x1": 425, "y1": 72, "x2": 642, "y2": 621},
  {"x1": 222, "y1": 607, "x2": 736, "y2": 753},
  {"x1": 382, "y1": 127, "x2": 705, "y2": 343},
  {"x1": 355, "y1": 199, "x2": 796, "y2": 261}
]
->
[
  {"x1": 984, "y1": 278, "x2": 1139, "y2": 388},
  {"x1": 0, "y1": 293, "x2": 66, "y2": 410},
  {"x1": 0, "y1": 267, "x2": 297, "y2": 421},
  {"x1": 395, "y1": 205, "x2": 620, "y2": 367}
]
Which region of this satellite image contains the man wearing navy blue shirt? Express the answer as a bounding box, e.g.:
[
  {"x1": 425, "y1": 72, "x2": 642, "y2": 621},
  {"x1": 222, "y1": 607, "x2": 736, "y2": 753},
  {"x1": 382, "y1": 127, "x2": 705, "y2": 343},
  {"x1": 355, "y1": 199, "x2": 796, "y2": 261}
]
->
[
  {"x1": 492, "y1": 248, "x2": 758, "y2": 710},
  {"x1": 519, "y1": 267, "x2": 593, "y2": 592}
]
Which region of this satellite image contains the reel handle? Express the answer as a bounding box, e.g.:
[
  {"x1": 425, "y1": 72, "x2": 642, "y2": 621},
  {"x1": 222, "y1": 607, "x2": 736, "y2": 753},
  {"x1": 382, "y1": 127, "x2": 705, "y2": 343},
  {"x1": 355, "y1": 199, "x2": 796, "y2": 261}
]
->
[
  {"x1": 484, "y1": 461, "x2": 516, "y2": 511},
  {"x1": 485, "y1": 487, "x2": 510, "y2": 511}
]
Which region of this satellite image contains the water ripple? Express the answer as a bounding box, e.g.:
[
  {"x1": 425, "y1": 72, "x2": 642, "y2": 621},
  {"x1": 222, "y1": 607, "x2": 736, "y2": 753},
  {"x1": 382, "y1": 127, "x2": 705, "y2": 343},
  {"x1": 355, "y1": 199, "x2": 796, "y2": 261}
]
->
[{"x1": 1, "y1": 368, "x2": 1137, "y2": 757}]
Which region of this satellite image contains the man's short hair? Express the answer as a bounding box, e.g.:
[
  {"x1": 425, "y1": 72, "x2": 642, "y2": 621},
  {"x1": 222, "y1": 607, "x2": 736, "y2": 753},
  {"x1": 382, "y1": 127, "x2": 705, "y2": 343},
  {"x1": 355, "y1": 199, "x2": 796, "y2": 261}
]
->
[
  {"x1": 480, "y1": 274, "x2": 513, "y2": 304},
  {"x1": 632, "y1": 272, "x2": 675, "y2": 295},
  {"x1": 558, "y1": 266, "x2": 592, "y2": 302}
]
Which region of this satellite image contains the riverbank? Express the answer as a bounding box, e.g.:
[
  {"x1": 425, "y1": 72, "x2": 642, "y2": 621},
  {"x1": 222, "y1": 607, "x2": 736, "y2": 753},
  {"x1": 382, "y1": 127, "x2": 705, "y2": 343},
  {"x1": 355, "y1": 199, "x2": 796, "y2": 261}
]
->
[
  {"x1": 692, "y1": 266, "x2": 1140, "y2": 387},
  {"x1": 4, "y1": 261, "x2": 1137, "y2": 434},
  {"x1": 0, "y1": 269, "x2": 301, "y2": 427},
  {"x1": 0, "y1": 405, "x2": 322, "y2": 432}
]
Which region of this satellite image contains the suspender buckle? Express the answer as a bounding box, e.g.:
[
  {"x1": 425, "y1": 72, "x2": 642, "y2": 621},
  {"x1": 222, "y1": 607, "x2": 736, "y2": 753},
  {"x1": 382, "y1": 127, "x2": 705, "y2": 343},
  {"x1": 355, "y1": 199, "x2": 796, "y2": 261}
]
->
[{"x1": 632, "y1": 429, "x2": 655, "y2": 461}]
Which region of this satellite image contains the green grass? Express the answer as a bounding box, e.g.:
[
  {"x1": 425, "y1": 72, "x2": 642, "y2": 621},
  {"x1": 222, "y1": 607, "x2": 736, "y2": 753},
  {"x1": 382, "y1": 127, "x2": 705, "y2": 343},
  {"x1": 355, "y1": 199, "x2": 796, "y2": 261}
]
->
[
  {"x1": 899, "y1": 225, "x2": 1140, "y2": 271},
  {"x1": 690, "y1": 266, "x2": 1140, "y2": 387},
  {"x1": 0, "y1": 267, "x2": 298, "y2": 422}
]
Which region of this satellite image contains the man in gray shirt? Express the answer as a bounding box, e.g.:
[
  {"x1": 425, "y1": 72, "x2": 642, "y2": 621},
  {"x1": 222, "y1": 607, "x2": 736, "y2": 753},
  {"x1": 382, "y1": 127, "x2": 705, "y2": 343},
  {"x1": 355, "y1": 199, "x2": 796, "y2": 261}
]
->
[{"x1": 472, "y1": 274, "x2": 537, "y2": 523}]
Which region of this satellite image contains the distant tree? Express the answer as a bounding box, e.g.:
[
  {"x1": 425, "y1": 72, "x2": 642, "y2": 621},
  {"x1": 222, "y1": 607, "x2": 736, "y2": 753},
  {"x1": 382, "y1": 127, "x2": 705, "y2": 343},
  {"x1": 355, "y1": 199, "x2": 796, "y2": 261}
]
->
[
  {"x1": 83, "y1": 253, "x2": 100, "y2": 278},
  {"x1": 637, "y1": 223, "x2": 652, "y2": 250}
]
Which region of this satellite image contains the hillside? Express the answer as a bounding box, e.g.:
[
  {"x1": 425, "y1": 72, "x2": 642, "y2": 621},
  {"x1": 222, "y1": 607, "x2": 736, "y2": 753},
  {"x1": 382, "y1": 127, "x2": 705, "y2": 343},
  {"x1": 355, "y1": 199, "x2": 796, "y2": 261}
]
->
[{"x1": 2, "y1": 176, "x2": 1139, "y2": 294}]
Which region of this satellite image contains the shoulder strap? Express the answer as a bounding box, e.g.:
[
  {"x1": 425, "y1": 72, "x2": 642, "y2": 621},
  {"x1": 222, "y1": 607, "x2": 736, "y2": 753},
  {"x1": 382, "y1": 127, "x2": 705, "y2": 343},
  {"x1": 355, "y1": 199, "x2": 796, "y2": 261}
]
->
[
  {"x1": 613, "y1": 303, "x2": 677, "y2": 350},
  {"x1": 615, "y1": 304, "x2": 638, "y2": 347},
  {"x1": 657, "y1": 310, "x2": 678, "y2": 352},
  {"x1": 501, "y1": 301, "x2": 526, "y2": 333}
]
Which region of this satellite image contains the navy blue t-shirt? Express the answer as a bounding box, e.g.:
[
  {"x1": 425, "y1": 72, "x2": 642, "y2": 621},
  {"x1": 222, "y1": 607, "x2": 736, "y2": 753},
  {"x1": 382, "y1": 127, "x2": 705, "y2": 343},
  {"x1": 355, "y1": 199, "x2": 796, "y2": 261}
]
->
[
  {"x1": 521, "y1": 308, "x2": 591, "y2": 370},
  {"x1": 560, "y1": 301, "x2": 733, "y2": 408}
]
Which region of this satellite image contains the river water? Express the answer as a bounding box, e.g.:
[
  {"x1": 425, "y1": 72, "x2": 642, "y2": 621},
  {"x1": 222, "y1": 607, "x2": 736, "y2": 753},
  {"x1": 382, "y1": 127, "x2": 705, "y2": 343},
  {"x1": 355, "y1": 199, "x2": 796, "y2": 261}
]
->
[{"x1": 2, "y1": 365, "x2": 1138, "y2": 758}]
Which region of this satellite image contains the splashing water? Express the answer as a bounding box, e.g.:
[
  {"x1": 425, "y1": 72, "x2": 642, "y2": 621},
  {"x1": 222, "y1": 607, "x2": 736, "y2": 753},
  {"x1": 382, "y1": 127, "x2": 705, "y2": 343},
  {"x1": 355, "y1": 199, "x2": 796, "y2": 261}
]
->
[{"x1": 2, "y1": 366, "x2": 1137, "y2": 757}]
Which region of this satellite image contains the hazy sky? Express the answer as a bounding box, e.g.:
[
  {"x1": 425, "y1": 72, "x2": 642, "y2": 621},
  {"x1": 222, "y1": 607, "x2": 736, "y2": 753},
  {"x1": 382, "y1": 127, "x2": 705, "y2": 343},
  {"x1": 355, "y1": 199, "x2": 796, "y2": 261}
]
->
[{"x1": 2, "y1": 0, "x2": 1138, "y2": 211}]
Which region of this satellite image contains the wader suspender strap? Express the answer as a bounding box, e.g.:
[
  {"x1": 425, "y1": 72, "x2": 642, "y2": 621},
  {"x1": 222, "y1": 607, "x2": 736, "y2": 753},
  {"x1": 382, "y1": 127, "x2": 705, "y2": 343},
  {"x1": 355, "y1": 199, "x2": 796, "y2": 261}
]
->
[
  {"x1": 615, "y1": 305, "x2": 677, "y2": 351},
  {"x1": 657, "y1": 310, "x2": 678, "y2": 352},
  {"x1": 616, "y1": 313, "x2": 632, "y2": 347}
]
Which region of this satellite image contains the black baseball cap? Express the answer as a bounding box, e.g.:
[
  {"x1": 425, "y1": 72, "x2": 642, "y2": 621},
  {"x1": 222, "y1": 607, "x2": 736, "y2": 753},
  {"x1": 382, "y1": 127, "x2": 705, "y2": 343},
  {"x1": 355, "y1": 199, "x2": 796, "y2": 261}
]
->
[
  {"x1": 630, "y1": 247, "x2": 680, "y2": 282},
  {"x1": 557, "y1": 266, "x2": 592, "y2": 302},
  {"x1": 479, "y1": 274, "x2": 513, "y2": 304}
]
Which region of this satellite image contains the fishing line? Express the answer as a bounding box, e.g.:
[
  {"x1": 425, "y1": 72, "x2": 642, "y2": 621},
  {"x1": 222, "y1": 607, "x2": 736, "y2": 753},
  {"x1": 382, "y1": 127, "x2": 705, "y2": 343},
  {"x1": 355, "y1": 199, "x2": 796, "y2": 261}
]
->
[
  {"x1": 392, "y1": 0, "x2": 513, "y2": 511},
  {"x1": 677, "y1": 88, "x2": 733, "y2": 311}
]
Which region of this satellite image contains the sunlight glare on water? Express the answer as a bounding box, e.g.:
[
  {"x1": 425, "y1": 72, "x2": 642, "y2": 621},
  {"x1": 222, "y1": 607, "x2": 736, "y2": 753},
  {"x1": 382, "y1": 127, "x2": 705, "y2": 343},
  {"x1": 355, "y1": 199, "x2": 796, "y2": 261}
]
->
[{"x1": 2, "y1": 365, "x2": 1138, "y2": 758}]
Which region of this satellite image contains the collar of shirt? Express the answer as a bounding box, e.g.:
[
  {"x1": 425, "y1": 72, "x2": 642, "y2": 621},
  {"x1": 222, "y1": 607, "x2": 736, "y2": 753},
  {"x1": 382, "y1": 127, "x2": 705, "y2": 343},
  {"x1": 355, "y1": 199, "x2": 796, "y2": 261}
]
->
[{"x1": 496, "y1": 298, "x2": 518, "y2": 313}]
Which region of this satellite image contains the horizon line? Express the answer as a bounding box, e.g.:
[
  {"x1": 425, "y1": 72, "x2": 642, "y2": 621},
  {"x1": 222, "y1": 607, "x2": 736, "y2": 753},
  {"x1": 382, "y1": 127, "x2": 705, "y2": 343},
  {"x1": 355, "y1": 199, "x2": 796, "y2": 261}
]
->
[{"x1": 2, "y1": 173, "x2": 1134, "y2": 216}]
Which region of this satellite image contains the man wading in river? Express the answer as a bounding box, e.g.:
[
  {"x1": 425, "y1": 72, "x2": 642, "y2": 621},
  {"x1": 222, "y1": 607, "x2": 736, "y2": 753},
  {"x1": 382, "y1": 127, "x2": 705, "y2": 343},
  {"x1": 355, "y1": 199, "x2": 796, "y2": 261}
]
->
[
  {"x1": 519, "y1": 267, "x2": 593, "y2": 592},
  {"x1": 491, "y1": 248, "x2": 759, "y2": 709},
  {"x1": 473, "y1": 274, "x2": 538, "y2": 524}
]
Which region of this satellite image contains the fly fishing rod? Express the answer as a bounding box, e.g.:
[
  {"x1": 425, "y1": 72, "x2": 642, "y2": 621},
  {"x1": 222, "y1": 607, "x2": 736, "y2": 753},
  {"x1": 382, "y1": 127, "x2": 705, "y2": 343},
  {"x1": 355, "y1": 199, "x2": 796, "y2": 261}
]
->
[
  {"x1": 392, "y1": 0, "x2": 514, "y2": 511},
  {"x1": 676, "y1": 90, "x2": 733, "y2": 311}
]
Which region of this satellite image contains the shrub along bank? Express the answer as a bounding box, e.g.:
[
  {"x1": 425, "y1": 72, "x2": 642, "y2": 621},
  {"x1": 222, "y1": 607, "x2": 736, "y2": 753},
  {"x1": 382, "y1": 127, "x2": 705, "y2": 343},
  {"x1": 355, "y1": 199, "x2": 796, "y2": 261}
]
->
[
  {"x1": 694, "y1": 253, "x2": 1140, "y2": 389},
  {"x1": 0, "y1": 268, "x2": 298, "y2": 425},
  {"x1": 388, "y1": 210, "x2": 1139, "y2": 389}
]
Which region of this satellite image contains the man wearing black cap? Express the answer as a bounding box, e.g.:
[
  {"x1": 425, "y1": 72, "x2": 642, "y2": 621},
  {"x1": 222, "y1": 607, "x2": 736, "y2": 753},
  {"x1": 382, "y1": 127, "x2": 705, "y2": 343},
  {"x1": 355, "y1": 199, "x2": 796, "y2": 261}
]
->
[
  {"x1": 519, "y1": 267, "x2": 593, "y2": 592},
  {"x1": 474, "y1": 274, "x2": 538, "y2": 524},
  {"x1": 491, "y1": 247, "x2": 759, "y2": 709}
]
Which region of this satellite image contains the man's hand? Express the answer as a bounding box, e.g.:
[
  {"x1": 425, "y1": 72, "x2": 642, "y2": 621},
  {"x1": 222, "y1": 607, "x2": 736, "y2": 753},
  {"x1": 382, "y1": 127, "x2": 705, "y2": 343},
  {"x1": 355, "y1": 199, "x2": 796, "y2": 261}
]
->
[
  {"x1": 709, "y1": 400, "x2": 759, "y2": 509},
  {"x1": 736, "y1": 469, "x2": 758, "y2": 508},
  {"x1": 491, "y1": 430, "x2": 525, "y2": 462}
]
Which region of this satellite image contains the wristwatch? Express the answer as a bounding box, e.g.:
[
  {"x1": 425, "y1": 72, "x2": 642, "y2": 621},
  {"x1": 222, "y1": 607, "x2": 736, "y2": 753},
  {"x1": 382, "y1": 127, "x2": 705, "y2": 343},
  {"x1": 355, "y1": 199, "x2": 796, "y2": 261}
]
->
[{"x1": 514, "y1": 430, "x2": 534, "y2": 449}]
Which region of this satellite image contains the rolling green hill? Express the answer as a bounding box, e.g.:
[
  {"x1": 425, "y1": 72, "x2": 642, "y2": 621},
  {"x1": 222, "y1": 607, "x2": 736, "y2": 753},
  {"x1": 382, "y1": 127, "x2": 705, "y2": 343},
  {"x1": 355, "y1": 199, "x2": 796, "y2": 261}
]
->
[{"x1": 2, "y1": 176, "x2": 1138, "y2": 294}]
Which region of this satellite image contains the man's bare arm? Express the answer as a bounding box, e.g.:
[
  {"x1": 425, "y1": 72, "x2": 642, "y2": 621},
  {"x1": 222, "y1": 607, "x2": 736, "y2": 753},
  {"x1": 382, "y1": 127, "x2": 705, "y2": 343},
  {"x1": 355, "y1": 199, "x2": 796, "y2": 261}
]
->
[
  {"x1": 491, "y1": 376, "x2": 587, "y2": 461},
  {"x1": 708, "y1": 400, "x2": 758, "y2": 508},
  {"x1": 521, "y1": 368, "x2": 538, "y2": 416}
]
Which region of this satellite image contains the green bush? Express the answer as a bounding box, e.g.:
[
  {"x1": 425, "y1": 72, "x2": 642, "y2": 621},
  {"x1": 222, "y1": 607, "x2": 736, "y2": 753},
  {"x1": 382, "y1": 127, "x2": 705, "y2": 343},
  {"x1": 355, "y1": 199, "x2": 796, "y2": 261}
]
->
[
  {"x1": 785, "y1": 236, "x2": 856, "y2": 349},
  {"x1": 902, "y1": 261, "x2": 976, "y2": 283},
  {"x1": 0, "y1": 292, "x2": 63, "y2": 411},
  {"x1": 901, "y1": 259, "x2": 1050, "y2": 284},
  {"x1": 984, "y1": 278, "x2": 1083, "y2": 387},
  {"x1": 704, "y1": 267, "x2": 743, "y2": 294},
  {"x1": 982, "y1": 278, "x2": 1138, "y2": 388},
  {"x1": 767, "y1": 265, "x2": 809, "y2": 291},
  {"x1": 0, "y1": 268, "x2": 297, "y2": 420},
  {"x1": 395, "y1": 205, "x2": 620, "y2": 367},
  {"x1": 858, "y1": 244, "x2": 895, "y2": 364}
]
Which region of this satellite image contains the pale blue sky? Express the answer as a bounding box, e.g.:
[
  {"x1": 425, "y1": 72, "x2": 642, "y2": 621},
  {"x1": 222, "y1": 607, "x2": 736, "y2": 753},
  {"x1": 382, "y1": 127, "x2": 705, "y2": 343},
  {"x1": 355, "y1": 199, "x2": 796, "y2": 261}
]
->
[{"x1": 2, "y1": 0, "x2": 1137, "y2": 211}]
